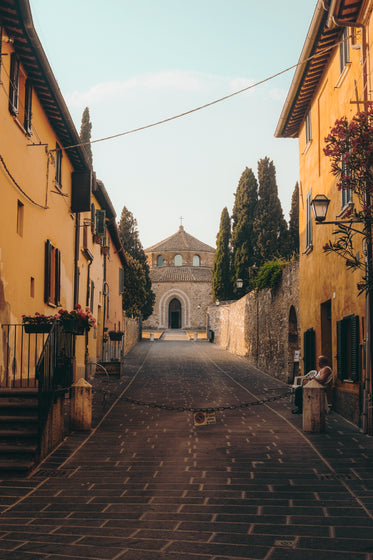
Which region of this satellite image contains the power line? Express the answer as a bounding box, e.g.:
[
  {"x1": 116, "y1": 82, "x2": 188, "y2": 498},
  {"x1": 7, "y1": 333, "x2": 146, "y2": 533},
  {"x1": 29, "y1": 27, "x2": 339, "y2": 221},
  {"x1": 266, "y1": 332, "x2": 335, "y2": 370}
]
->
[{"x1": 62, "y1": 38, "x2": 345, "y2": 152}]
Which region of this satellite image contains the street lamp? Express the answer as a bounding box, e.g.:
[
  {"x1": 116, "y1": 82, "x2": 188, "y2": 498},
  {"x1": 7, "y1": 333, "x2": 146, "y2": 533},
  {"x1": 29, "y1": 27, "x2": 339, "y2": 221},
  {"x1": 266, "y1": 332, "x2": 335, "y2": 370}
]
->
[
  {"x1": 311, "y1": 194, "x2": 330, "y2": 222},
  {"x1": 236, "y1": 278, "x2": 243, "y2": 290}
]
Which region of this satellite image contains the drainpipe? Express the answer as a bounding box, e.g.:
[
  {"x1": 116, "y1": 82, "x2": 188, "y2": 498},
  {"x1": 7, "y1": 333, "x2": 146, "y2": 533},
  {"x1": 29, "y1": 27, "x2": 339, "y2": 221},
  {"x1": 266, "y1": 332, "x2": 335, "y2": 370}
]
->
[
  {"x1": 83, "y1": 249, "x2": 94, "y2": 380},
  {"x1": 74, "y1": 213, "x2": 80, "y2": 306},
  {"x1": 328, "y1": 10, "x2": 371, "y2": 433}
]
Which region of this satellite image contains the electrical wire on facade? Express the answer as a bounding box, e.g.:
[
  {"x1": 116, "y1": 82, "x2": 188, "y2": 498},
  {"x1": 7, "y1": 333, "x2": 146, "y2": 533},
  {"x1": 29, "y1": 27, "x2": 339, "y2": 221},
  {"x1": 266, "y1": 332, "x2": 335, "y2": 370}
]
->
[
  {"x1": 0, "y1": 153, "x2": 48, "y2": 209},
  {"x1": 61, "y1": 36, "x2": 351, "y2": 152}
]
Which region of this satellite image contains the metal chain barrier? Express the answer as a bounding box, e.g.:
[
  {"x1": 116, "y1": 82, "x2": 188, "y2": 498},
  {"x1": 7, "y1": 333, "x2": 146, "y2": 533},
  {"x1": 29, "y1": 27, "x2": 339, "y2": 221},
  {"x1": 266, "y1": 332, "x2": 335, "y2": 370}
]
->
[{"x1": 122, "y1": 390, "x2": 293, "y2": 413}]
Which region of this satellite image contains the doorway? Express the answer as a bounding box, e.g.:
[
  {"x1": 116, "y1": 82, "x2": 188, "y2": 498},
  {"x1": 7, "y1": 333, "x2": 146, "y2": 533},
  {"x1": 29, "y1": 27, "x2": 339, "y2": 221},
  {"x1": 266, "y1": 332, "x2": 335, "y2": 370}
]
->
[
  {"x1": 169, "y1": 298, "x2": 181, "y2": 329},
  {"x1": 321, "y1": 299, "x2": 332, "y2": 365}
]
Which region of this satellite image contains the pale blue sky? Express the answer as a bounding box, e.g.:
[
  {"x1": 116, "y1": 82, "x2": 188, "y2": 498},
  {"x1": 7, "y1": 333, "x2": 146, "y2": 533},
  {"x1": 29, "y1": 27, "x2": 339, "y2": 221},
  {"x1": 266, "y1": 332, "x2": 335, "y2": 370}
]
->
[{"x1": 30, "y1": 0, "x2": 316, "y2": 248}]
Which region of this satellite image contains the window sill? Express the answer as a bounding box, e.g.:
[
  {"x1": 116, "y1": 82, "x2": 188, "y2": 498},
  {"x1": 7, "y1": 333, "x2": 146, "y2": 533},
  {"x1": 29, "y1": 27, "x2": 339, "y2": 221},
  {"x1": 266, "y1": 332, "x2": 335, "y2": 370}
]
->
[
  {"x1": 302, "y1": 139, "x2": 312, "y2": 156},
  {"x1": 336, "y1": 202, "x2": 354, "y2": 219},
  {"x1": 303, "y1": 244, "x2": 313, "y2": 255},
  {"x1": 335, "y1": 63, "x2": 351, "y2": 89}
]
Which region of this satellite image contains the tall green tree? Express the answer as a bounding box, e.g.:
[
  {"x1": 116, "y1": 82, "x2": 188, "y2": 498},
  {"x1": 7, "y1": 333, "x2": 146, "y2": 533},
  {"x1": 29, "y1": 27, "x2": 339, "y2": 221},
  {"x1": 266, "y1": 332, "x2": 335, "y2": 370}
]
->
[
  {"x1": 118, "y1": 205, "x2": 155, "y2": 319},
  {"x1": 231, "y1": 167, "x2": 258, "y2": 294},
  {"x1": 79, "y1": 107, "x2": 93, "y2": 167},
  {"x1": 253, "y1": 157, "x2": 288, "y2": 267},
  {"x1": 288, "y1": 182, "x2": 299, "y2": 256},
  {"x1": 212, "y1": 207, "x2": 231, "y2": 301},
  {"x1": 122, "y1": 252, "x2": 147, "y2": 318}
]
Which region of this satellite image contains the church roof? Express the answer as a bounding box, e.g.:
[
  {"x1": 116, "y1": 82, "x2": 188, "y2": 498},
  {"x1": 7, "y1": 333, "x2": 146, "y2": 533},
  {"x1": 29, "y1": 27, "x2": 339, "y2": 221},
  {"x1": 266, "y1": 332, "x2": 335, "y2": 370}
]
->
[
  {"x1": 145, "y1": 226, "x2": 215, "y2": 254},
  {"x1": 149, "y1": 266, "x2": 212, "y2": 283}
]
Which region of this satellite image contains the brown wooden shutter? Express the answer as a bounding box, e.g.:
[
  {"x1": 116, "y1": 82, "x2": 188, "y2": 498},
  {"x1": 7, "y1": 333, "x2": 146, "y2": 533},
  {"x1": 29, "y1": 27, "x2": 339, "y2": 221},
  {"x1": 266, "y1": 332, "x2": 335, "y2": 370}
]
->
[{"x1": 44, "y1": 240, "x2": 52, "y2": 303}]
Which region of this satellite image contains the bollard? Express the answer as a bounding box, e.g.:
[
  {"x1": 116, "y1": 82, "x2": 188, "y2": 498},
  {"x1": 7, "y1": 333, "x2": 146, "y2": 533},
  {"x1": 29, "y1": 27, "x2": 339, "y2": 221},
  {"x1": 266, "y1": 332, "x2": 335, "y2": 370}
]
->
[
  {"x1": 194, "y1": 332, "x2": 197, "y2": 341},
  {"x1": 150, "y1": 332, "x2": 154, "y2": 342},
  {"x1": 302, "y1": 379, "x2": 326, "y2": 433},
  {"x1": 70, "y1": 378, "x2": 92, "y2": 431}
]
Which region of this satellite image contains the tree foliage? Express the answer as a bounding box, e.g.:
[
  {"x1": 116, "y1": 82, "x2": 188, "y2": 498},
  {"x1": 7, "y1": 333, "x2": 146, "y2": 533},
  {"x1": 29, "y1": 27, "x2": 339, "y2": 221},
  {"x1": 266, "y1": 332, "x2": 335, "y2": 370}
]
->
[
  {"x1": 288, "y1": 182, "x2": 299, "y2": 256},
  {"x1": 212, "y1": 207, "x2": 232, "y2": 301},
  {"x1": 254, "y1": 157, "x2": 288, "y2": 267},
  {"x1": 323, "y1": 109, "x2": 373, "y2": 294},
  {"x1": 79, "y1": 107, "x2": 93, "y2": 167},
  {"x1": 118, "y1": 205, "x2": 155, "y2": 319},
  {"x1": 255, "y1": 259, "x2": 287, "y2": 291},
  {"x1": 231, "y1": 167, "x2": 258, "y2": 294}
]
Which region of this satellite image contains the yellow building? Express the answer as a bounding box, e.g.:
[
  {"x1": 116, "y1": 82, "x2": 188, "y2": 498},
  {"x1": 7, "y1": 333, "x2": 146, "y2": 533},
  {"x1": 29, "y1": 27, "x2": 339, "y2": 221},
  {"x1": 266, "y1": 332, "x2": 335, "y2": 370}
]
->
[
  {"x1": 0, "y1": 1, "x2": 126, "y2": 382},
  {"x1": 276, "y1": 0, "x2": 373, "y2": 430}
]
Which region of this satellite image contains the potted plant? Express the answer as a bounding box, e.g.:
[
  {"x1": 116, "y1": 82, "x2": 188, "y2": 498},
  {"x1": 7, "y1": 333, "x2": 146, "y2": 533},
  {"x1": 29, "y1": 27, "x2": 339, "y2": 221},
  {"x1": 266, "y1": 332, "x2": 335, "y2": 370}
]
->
[
  {"x1": 108, "y1": 330, "x2": 124, "y2": 341},
  {"x1": 58, "y1": 305, "x2": 96, "y2": 335},
  {"x1": 22, "y1": 313, "x2": 56, "y2": 334}
]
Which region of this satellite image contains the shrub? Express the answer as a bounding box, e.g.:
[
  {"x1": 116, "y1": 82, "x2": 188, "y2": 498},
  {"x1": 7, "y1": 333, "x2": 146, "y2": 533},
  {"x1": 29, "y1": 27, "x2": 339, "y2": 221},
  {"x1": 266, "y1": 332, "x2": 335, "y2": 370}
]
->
[{"x1": 255, "y1": 259, "x2": 287, "y2": 291}]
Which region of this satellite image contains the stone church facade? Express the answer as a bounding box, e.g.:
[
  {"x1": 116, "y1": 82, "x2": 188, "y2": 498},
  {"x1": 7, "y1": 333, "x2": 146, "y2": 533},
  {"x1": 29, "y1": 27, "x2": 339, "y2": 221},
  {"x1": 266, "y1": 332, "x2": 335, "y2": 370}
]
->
[{"x1": 143, "y1": 226, "x2": 215, "y2": 330}]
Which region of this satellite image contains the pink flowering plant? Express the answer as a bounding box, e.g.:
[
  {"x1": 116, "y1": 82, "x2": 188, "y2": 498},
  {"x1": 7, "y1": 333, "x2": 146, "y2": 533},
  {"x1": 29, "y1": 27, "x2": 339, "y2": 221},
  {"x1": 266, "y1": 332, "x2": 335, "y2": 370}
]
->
[
  {"x1": 323, "y1": 107, "x2": 373, "y2": 294},
  {"x1": 22, "y1": 312, "x2": 56, "y2": 326},
  {"x1": 57, "y1": 304, "x2": 96, "y2": 331}
]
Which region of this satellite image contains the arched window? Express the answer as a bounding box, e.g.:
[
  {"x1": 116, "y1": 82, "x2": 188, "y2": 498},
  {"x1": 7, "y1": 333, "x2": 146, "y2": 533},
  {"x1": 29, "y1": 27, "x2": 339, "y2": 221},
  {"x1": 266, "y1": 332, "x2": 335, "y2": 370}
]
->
[
  {"x1": 193, "y1": 255, "x2": 201, "y2": 266},
  {"x1": 157, "y1": 255, "x2": 164, "y2": 267},
  {"x1": 174, "y1": 254, "x2": 182, "y2": 266}
]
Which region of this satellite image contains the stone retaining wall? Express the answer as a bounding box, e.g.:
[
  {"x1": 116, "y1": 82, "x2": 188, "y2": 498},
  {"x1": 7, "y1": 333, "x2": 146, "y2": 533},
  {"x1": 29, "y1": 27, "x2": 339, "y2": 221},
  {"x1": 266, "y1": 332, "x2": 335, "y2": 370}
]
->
[
  {"x1": 123, "y1": 316, "x2": 140, "y2": 355},
  {"x1": 207, "y1": 261, "x2": 300, "y2": 383}
]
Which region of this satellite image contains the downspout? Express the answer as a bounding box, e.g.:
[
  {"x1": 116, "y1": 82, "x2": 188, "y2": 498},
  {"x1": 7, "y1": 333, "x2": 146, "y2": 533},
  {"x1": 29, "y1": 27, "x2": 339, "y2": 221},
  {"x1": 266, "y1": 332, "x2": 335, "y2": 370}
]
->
[
  {"x1": 74, "y1": 214, "x2": 80, "y2": 306},
  {"x1": 329, "y1": 11, "x2": 371, "y2": 433},
  {"x1": 84, "y1": 250, "x2": 94, "y2": 380}
]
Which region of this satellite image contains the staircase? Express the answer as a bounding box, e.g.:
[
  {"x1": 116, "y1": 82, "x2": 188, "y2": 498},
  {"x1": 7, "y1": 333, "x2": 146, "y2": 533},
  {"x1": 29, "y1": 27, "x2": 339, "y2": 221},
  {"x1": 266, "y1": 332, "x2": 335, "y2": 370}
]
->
[{"x1": 0, "y1": 389, "x2": 39, "y2": 474}]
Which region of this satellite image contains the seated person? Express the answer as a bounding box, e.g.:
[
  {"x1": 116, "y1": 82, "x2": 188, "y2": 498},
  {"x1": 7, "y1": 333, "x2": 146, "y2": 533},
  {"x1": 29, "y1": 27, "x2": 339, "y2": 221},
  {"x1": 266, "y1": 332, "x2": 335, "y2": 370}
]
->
[{"x1": 292, "y1": 355, "x2": 332, "y2": 414}]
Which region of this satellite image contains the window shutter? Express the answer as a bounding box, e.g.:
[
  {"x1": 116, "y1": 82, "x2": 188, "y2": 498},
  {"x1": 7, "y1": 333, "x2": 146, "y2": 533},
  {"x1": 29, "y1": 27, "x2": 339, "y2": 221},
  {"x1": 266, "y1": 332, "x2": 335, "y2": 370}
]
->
[
  {"x1": 303, "y1": 328, "x2": 315, "y2": 373},
  {"x1": 9, "y1": 53, "x2": 19, "y2": 116},
  {"x1": 351, "y1": 314, "x2": 360, "y2": 382},
  {"x1": 24, "y1": 80, "x2": 32, "y2": 134},
  {"x1": 90, "y1": 281, "x2": 95, "y2": 312},
  {"x1": 55, "y1": 248, "x2": 61, "y2": 305},
  {"x1": 44, "y1": 240, "x2": 52, "y2": 303},
  {"x1": 91, "y1": 203, "x2": 96, "y2": 233},
  {"x1": 119, "y1": 267, "x2": 124, "y2": 294},
  {"x1": 336, "y1": 319, "x2": 344, "y2": 380},
  {"x1": 95, "y1": 209, "x2": 106, "y2": 236}
]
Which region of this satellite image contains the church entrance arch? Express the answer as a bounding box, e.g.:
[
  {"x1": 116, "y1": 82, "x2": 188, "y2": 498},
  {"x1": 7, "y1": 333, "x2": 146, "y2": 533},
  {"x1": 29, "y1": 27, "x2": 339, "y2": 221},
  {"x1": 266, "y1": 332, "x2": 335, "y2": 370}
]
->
[{"x1": 169, "y1": 298, "x2": 181, "y2": 329}]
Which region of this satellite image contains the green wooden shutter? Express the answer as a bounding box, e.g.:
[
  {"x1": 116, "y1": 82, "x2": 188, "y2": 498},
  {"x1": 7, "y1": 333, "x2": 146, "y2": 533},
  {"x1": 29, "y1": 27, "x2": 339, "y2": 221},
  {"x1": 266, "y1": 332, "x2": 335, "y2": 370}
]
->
[
  {"x1": 24, "y1": 80, "x2": 32, "y2": 134},
  {"x1": 336, "y1": 319, "x2": 344, "y2": 380},
  {"x1": 55, "y1": 248, "x2": 61, "y2": 306},
  {"x1": 303, "y1": 328, "x2": 315, "y2": 373},
  {"x1": 91, "y1": 203, "x2": 96, "y2": 233},
  {"x1": 95, "y1": 209, "x2": 106, "y2": 236},
  {"x1": 351, "y1": 315, "x2": 360, "y2": 382},
  {"x1": 44, "y1": 240, "x2": 52, "y2": 303},
  {"x1": 119, "y1": 267, "x2": 124, "y2": 295}
]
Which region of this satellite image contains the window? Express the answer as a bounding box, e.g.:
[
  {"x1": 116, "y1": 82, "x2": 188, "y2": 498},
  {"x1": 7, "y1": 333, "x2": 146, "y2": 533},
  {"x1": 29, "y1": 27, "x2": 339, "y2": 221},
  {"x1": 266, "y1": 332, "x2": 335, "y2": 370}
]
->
[
  {"x1": 55, "y1": 143, "x2": 62, "y2": 187},
  {"x1": 306, "y1": 190, "x2": 313, "y2": 249},
  {"x1": 174, "y1": 254, "x2": 182, "y2": 266},
  {"x1": 303, "y1": 328, "x2": 316, "y2": 374},
  {"x1": 8, "y1": 54, "x2": 32, "y2": 134},
  {"x1": 337, "y1": 314, "x2": 360, "y2": 381},
  {"x1": 119, "y1": 267, "x2": 124, "y2": 295},
  {"x1": 30, "y1": 277, "x2": 35, "y2": 298},
  {"x1": 8, "y1": 53, "x2": 19, "y2": 116},
  {"x1": 44, "y1": 240, "x2": 61, "y2": 306},
  {"x1": 305, "y1": 111, "x2": 312, "y2": 144},
  {"x1": 341, "y1": 157, "x2": 353, "y2": 209},
  {"x1": 16, "y1": 200, "x2": 24, "y2": 236},
  {"x1": 340, "y1": 28, "x2": 350, "y2": 73},
  {"x1": 193, "y1": 255, "x2": 201, "y2": 266},
  {"x1": 157, "y1": 255, "x2": 164, "y2": 267},
  {"x1": 95, "y1": 209, "x2": 106, "y2": 237},
  {"x1": 0, "y1": 26, "x2": 3, "y2": 82}
]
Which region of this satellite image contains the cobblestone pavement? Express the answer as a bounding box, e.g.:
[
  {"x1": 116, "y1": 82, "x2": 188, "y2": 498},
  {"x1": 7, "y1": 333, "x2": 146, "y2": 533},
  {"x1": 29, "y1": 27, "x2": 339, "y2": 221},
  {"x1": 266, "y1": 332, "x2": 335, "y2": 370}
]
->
[{"x1": 0, "y1": 339, "x2": 373, "y2": 560}]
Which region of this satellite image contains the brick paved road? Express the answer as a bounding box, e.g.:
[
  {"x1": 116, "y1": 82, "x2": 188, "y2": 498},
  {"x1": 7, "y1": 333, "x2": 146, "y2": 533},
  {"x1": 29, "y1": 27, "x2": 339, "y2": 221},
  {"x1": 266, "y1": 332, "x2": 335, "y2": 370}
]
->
[{"x1": 0, "y1": 339, "x2": 372, "y2": 559}]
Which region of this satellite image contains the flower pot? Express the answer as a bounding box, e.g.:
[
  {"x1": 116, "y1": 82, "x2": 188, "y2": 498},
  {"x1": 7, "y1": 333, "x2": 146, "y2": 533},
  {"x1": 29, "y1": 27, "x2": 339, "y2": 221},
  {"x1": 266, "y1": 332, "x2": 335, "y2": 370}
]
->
[
  {"x1": 109, "y1": 331, "x2": 123, "y2": 341},
  {"x1": 24, "y1": 323, "x2": 52, "y2": 334},
  {"x1": 61, "y1": 319, "x2": 86, "y2": 335}
]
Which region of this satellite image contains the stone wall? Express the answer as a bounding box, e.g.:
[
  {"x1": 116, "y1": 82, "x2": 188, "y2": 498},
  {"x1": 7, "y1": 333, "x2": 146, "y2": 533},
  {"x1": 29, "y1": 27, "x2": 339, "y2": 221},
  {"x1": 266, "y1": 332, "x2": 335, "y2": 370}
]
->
[
  {"x1": 207, "y1": 261, "x2": 300, "y2": 383},
  {"x1": 123, "y1": 316, "x2": 140, "y2": 355}
]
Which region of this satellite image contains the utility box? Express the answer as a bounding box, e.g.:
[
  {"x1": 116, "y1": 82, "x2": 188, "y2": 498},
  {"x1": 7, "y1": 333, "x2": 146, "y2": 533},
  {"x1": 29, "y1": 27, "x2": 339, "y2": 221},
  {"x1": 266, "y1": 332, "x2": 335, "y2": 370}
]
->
[
  {"x1": 70, "y1": 378, "x2": 92, "y2": 431},
  {"x1": 303, "y1": 379, "x2": 326, "y2": 433}
]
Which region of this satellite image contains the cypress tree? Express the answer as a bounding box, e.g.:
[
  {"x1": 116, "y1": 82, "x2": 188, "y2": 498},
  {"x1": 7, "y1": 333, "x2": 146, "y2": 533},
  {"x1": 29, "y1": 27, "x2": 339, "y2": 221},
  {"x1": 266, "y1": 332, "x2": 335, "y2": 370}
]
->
[
  {"x1": 79, "y1": 107, "x2": 93, "y2": 167},
  {"x1": 212, "y1": 207, "x2": 231, "y2": 301},
  {"x1": 288, "y1": 182, "x2": 299, "y2": 256},
  {"x1": 253, "y1": 157, "x2": 288, "y2": 267},
  {"x1": 231, "y1": 167, "x2": 258, "y2": 294},
  {"x1": 118, "y1": 205, "x2": 155, "y2": 320}
]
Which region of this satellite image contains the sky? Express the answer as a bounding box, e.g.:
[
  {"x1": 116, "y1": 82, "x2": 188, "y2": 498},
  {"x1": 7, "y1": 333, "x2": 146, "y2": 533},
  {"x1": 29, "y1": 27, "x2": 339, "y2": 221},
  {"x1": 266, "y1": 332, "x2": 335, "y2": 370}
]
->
[{"x1": 30, "y1": 0, "x2": 316, "y2": 249}]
